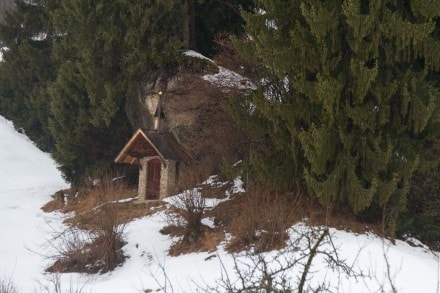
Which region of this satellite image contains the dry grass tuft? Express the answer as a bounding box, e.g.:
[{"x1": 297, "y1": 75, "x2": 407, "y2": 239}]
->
[
  {"x1": 212, "y1": 185, "x2": 310, "y2": 253},
  {"x1": 43, "y1": 175, "x2": 150, "y2": 274},
  {"x1": 168, "y1": 226, "x2": 224, "y2": 256},
  {"x1": 307, "y1": 207, "x2": 381, "y2": 235},
  {"x1": 63, "y1": 177, "x2": 136, "y2": 215},
  {"x1": 0, "y1": 274, "x2": 18, "y2": 293},
  {"x1": 42, "y1": 175, "x2": 157, "y2": 229},
  {"x1": 46, "y1": 203, "x2": 126, "y2": 274}
]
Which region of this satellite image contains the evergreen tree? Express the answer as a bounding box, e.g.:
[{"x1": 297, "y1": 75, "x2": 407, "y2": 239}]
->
[
  {"x1": 195, "y1": 0, "x2": 254, "y2": 56},
  {"x1": 50, "y1": 0, "x2": 128, "y2": 127},
  {"x1": 236, "y1": 0, "x2": 440, "y2": 234},
  {"x1": 0, "y1": 0, "x2": 55, "y2": 150},
  {"x1": 48, "y1": 61, "x2": 130, "y2": 184},
  {"x1": 123, "y1": 0, "x2": 184, "y2": 86},
  {"x1": 48, "y1": 0, "x2": 184, "y2": 183}
]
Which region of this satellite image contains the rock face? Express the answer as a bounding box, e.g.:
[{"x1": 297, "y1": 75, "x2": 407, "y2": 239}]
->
[
  {"x1": 125, "y1": 53, "x2": 250, "y2": 172},
  {"x1": 0, "y1": 0, "x2": 14, "y2": 25}
]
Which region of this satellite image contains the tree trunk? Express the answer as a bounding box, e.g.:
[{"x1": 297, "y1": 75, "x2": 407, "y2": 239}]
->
[{"x1": 184, "y1": 0, "x2": 197, "y2": 50}]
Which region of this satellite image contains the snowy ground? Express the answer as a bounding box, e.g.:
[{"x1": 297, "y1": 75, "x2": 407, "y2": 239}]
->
[
  {"x1": 0, "y1": 115, "x2": 439, "y2": 292},
  {"x1": 0, "y1": 116, "x2": 67, "y2": 292}
]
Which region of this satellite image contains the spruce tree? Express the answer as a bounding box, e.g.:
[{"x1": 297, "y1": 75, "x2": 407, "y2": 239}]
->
[
  {"x1": 194, "y1": 0, "x2": 254, "y2": 56},
  {"x1": 48, "y1": 0, "x2": 184, "y2": 183},
  {"x1": 123, "y1": 0, "x2": 184, "y2": 85},
  {"x1": 48, "y1": 0, "x2": 132, "y2": 183},
  {"x1": 237, "y1": 0, "x2": 440, "y2": 234},
  {"x1": 0, "y1": 0, "x2": 55, "y2": 150}
]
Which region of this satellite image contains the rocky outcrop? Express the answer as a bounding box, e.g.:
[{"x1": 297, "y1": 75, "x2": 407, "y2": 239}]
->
[
  {"x1": 125, "y1": 51, "x2": 252, "y2": 172},
  {"x1": 0, "y1": 0, "x2": 14, "y2": 25}
]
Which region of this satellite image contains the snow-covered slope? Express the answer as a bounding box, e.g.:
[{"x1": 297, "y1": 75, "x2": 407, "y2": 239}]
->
[
  {"x1": 0, "y1": 116, "x2": 67, "y2": 292},
  {"x1": 0, "y1": 115, "x2": 439, "y2": 292},
  {"x1": 0, "y1": 117, "x2": 65, "y2": 192}
]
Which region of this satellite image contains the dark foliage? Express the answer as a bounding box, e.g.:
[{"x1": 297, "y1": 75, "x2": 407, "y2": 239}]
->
[
  {"x1": 398, "y1": 166, "x2": 440, "y2": 248},
  {"x1": 195, "y1": 0, "x2": 253, "y2": 57},
  {"x1": 231, "y1": 0, "x2": 440, "y2": 237}
]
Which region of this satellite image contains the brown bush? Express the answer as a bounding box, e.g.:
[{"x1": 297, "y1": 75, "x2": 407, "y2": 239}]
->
[
  {"x1": 46, "y1": 175, "x2": 131, "y2": 274},
  {"x1": 220, "y1": 185, "x2": 305, "y2": 252},
  {"x1": 177, "y1": 162, "x2": 215, "y2": 191},
  {"x1": 161, "y1": 189, "x2": 226, "y2": 256},
  {"x1": 47, "y1": 203, "x2": 126, "y2": 274},
  {"x1": 64, "y1": 175, "x2": 136, "y2": 215}
]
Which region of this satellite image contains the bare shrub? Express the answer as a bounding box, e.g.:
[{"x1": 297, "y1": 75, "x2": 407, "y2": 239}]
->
[
  {"x1": 369, "y1": 242, "x2": 401, "y2": 293},
  {"x1": 214, "y1": 226, "x2": 365, "y2": 293},
  {"x1": 46, "y1": 174, "x2": 128, "y2": 274},
  {"x1": 173, "y1": 189, "x2": 207, "y2": 244},
  {"x1": 0, "y1": 274, "x2": 18, "y2": 293},
  {"x1": 162, "y1": 164, "x2": 233, "y2": 255},
  {"x1": 37, "y1": 273, "x2": 88, "y2": 293},
  {"x1": 46, "y1": 204, "x2": 126, "y2": 274},
  {"x1": 88, "y1": 204, "x2": 126, "y2": 273},
  {"x1": 166, "y1": 162, "x2": 211, "y2": 244}
]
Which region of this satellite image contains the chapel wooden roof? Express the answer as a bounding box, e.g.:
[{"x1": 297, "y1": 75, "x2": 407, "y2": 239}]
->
[{"x1": 114, "y1": 128, "x2": 193, "y2": 164}]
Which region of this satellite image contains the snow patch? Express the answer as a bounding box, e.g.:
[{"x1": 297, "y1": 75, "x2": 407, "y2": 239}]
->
[
  {"x1": 182, "y1": 49, "x2": 214, "y2": 62},
  {"x1": 182, "y1": 50, "x2": 256, "y2": 91},
  {"x1": 201, "y1": 217, "x2": 216, "y2": 229},
  {"x1": 203, "y1": 66, "x2": 256, "y2": 91}
]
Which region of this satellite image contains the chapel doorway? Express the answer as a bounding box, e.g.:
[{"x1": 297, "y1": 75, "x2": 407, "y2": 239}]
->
[{"x1": 147, "y1": 158, "x2": 161, "y2": 199}]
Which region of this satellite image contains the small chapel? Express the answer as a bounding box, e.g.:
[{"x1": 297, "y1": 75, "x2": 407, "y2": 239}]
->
[{"x1": 114, "y1": 98, "x2": 192, "y2": 202}]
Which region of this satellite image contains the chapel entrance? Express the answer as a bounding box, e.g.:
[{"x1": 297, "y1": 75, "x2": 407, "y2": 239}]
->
[{"x1": 147, "y1": 158, "x2": 161, "y2": 199}]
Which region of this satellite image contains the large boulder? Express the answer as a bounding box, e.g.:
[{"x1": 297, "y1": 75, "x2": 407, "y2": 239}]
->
[
  {"x1": 125, "y1": 51, "x2": 253, "y2": 172},
  {"x1": 0, "y1": 0, "x2": 14, "y2": 25}
]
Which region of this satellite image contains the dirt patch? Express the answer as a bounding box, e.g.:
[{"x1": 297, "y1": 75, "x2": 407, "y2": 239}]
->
[
  {"x1": 41, "y1": 180, "x2": 165, "y2": 230},
  {"x1": 63, "y1": 200, "x2": 160, "y2": 230},
  {"x1": 199, "y1": 181, "x2": 231, "y2": 199},
  {"x1": 168, "y1": 226, "x2": 224, "y2": 256},
  {"x1": 41, "y1": 197, "x2": 65, "y2": 213},
  {"x1": 308, "y1": 207, "x2": 382, "y2": 236}
]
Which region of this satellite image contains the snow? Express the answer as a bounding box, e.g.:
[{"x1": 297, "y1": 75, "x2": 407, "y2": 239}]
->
[
  {"x1": 203, "y1": 66, "x2": 256, "y2": 91},
  {"x1": 0, "y1": 48, "x2": 5, "y2": 62},
  {"x1": 183, "y1": 49, "x2": 256, "y2": 91},
  {"x1": 183, "y1": 50, "x2": 214, "y2": 63},
  {"x1": 0, "y1": 114, "x2": 439, "y2": 292},
  {"x1": 0, "y1": 117, "x2": 65, "y2": 192},
  {"x1": 0, "y1": 116, "x2": 67, "y2": 292},
  {"x1": 163, "y1": 176, "x2": 244, "y2": 211}
]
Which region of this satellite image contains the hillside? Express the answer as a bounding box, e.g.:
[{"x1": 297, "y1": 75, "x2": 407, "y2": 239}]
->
[{"x1": 0, "y1": 115, "x2": 439, "y2": 292}]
